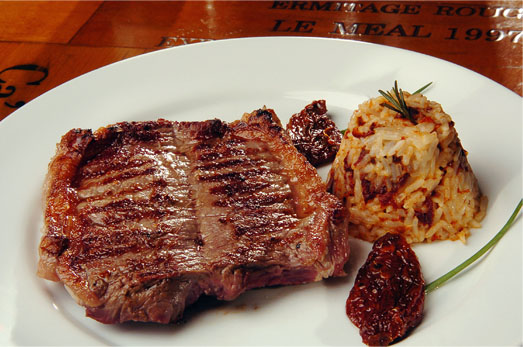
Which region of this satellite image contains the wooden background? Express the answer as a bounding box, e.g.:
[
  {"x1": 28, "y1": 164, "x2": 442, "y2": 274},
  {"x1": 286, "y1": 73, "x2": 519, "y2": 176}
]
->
[{"x1": 0, "y1": 0, "x2": 521, "y2": 121}]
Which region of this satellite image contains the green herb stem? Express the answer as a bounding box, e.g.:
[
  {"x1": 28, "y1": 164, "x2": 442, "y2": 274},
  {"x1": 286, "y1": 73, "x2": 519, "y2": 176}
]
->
[
  {"x1": 341, "y1": 81, "x2": 433, "y2": 135},
  {"x1": 378, "y1": 80, "x2": 433, "y2": 124},
  {"x1": 424, "y1": 199, "x2": 522, "y2": 294},
  {"x1": 413, "y1": 82, "x2": 433, "y2": 95}
]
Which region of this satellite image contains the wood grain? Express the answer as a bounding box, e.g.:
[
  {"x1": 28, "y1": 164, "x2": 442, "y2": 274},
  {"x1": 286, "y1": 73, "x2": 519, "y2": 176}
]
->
[
  {"x1": 0, "y1": 1, "x2": 521, "y2": 121},
  {"x1": 0, "y1": 42, "x2": 146, "y2": 118},
  {"x1": 0, "y1": 1, "x2": 102, "y2": 43}
]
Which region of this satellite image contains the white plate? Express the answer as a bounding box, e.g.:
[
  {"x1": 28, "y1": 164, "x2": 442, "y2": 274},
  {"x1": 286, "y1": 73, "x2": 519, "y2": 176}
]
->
[{"x1": 0, "y1": 37, "x2": 521, "y2": 346}]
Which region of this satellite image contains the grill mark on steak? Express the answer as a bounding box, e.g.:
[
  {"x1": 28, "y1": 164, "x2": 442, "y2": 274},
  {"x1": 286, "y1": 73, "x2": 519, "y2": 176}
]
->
[
  {"x1": 196, "y1": 147, "x2": 252, "y2": 161},
  {"x1": 194, "y1": 127, "x2": 299, "y2": 239},
  {"x1": 197, "y1": 168, "x2": 270, "y2": 182},
  {"x1": 73, "y1": 130, "x2": 200, "y2": 270},
  {"x1": 38, "y1": 113, "x2": 350, "y2": 324},
  {"x1": 77, "y1": 157, "x2": 155, "y2": 180},
  {"x1": 210, "y1": 180, "x2": 270, "y2": 197},
  {"x1": 232, "y1": 211, "x2": 298, "y2": 237},
  {"x1": 86, "y1": 204, "x2": 170, "y2": 226},
  {"x1": 98, "y1": 167, "x2": 158, "y2": 186},
  {"x1": 213, "y1": 191, "x2": 291, "y2": 209},
  {"x1": 195, "y1": 158, "x2": 261, "y2": 172}
]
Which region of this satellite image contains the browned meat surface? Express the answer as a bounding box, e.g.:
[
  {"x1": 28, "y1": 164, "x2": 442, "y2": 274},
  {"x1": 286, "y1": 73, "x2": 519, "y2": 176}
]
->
[
  {"x1": 286, "y1": 100, "x2": 341, "y2": 166},
  {"x1": 37, "y1": 109, "x2": 350, "y2": 324},
  {"x1": 346, "y1": 233, "x2": 424, "y2": 346}
]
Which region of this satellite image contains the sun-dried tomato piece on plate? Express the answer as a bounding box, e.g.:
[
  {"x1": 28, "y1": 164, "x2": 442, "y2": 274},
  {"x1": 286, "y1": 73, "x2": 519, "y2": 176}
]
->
[
  {"x1": 346, "y1": 233, "x2": 425, "y2": 346},
  {"x1": 286, "y1": 100, "x2": 341, "y2": 166}
]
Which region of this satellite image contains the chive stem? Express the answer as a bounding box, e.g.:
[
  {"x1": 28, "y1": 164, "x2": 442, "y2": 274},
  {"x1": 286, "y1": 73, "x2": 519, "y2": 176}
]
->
[{"x1": 424, "y1": 199, "x2": 522, "y2": 294}]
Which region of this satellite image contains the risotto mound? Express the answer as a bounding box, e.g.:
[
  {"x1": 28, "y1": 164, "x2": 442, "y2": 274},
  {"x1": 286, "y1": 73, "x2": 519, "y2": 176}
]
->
[{"x1": 328, "y1": 91, "x2": 487, "y2": 243}]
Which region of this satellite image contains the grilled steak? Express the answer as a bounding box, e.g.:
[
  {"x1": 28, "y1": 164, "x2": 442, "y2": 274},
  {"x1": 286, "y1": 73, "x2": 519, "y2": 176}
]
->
[{"x1": 37, "y1": 108, "x2": 350, "y2": 324}]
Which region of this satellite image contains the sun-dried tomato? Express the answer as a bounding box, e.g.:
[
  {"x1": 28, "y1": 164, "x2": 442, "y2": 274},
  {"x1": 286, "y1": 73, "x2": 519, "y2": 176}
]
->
[
  {"x1": 346, "y1": 233, "x2": 425, "y2": 346},
  {"x1": 286, "y1": 100, "x2": 341, "y2": 166}
]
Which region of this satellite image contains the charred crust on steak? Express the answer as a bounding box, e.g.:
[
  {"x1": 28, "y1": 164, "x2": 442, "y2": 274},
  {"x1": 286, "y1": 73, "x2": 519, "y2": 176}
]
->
[
  {"x1": 240, "y1": 108, "x2": 288, "y2": 143},
  {"x1": 40, "y1": 233, "x2": 69, "y2": 257},
  {"x1": 89, "y1": 277, "x2": 109, "y2": 297},
  {"x1": 254, "y1": 108, "x2": 280, "y2": 126},
  {"x1": 195, "y1": 119, "x2": 228, "y2": 140}
]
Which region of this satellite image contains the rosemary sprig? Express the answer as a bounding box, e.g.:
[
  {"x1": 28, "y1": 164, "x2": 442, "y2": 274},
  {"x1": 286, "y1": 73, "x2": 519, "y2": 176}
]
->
[
  {"x1": 379, "y1": 80, "x2": 429, "y2": 124},
  {"x1": 340, "y1": 81, "x2": 432, "y2": 136},
  {"x1": 424, "y1": 199, "x2": 522, "y2": 294},
  {"x1": 412, "y1": 81, "x2": 433, "y2": 95}
]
